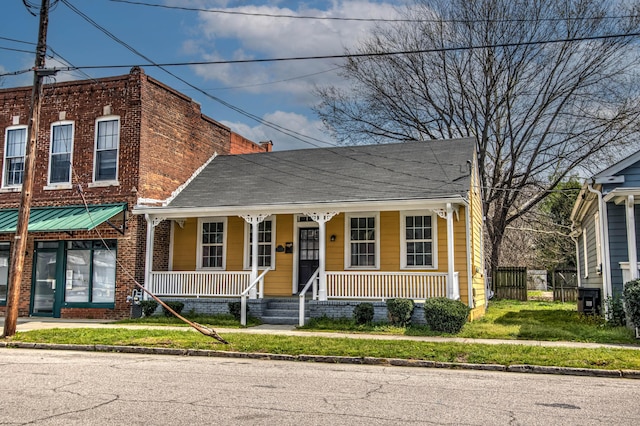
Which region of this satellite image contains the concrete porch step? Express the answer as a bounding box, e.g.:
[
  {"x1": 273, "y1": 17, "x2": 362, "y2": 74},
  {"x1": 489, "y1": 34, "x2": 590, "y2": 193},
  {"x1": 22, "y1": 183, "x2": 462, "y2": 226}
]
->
[{"x1": 261, "y1": 298, "x2": 303, "y2": 325}]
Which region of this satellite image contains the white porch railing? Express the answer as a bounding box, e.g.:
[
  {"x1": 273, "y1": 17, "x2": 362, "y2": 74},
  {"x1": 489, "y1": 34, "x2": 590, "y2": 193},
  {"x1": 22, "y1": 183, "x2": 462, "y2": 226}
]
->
[
  {"x1": 241, "y1": 268, "x2": 271, "y2": 326},
  {"x1": 325, "y1": 271, "x2": 456, "y2": 300},
  {"x1": 148, "y1": 271, "x2": 252, "y2": 297},
  {"x1": 298, "y1": 268, "x2": 320, "y2": 326}
]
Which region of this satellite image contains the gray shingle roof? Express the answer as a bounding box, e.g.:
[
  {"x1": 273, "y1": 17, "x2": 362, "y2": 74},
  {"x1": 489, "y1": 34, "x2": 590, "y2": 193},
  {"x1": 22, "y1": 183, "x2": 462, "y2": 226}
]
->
[{"x1": 169, "y1": 138, "x2": 476, "y2": 208}]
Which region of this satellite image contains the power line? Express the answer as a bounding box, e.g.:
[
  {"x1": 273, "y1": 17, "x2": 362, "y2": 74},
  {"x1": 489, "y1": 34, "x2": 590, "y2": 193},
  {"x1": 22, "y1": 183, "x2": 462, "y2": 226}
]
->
[
  {"x1": 109, "y1": 0, "x2": 640, "y2": 24},
  {"x1": 59, "y1": 0, "x2": 335, "y2": 149},
  {"x1": 34, "y1": 30, "x2": 640, "y2": 72}
]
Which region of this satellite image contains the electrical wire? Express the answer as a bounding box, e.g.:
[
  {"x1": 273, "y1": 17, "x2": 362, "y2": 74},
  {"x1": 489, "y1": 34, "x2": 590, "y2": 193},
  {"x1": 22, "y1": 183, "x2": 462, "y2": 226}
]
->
[{"x1": 109, "y1": 0, "x2": 640, "y2": 24}]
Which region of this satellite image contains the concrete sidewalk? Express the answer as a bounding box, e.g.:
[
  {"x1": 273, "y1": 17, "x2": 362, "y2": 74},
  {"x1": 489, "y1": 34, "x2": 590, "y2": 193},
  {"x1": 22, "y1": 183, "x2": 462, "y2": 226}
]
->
[
  {"x1": 3, "y1": 316, "x2": 640, "y2": 379},
  {"x1": 2, "y1": 316, "x2": 639, "y2": 351}
]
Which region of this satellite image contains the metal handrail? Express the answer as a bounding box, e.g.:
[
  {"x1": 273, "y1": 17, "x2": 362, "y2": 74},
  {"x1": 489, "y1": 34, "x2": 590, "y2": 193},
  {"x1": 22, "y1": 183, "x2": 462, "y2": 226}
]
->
[
  {"x1": 240, "y1": 268, "x2": 271, "y2": 326},
  {"x1": 298, "y1": 268, "x2": 320, "y2": 327}
]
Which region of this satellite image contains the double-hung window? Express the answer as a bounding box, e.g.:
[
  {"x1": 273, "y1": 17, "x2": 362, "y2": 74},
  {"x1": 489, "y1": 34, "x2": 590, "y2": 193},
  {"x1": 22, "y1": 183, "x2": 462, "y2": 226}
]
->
[
  {"x1": 198, "y1": 218, "x2": 226, "y2": 269},
  {"x1": 94, "y1": 117, "x2": 119, "y2": 182},
  {"x1": 3, "y1": 126, "x2": 27, "y2": 187},
  {"x1": 0, "y1": 243, "x2": 9, "y2": 304},
  {"x1": 64, "y1": 240, "x2": 117, "y2": 305},
  {"x1": 346, "y1": 213, "x2": 379, "y2": 268},
  {"x1": 49, "y1": 122, "x2": 73, "y2": 185},
  {"x1": 245, "y1": 218, "x2": 275, "y2": 269},
  {"x1": 401, "y1": 212, "x2": 436, "y2": 268}
]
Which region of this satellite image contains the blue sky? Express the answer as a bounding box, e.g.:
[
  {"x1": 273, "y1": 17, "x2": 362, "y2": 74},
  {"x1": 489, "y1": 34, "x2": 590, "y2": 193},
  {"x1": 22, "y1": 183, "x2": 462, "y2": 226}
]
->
[{"x1": 0, "y1": 0, "x2": 405, "y2": 150}]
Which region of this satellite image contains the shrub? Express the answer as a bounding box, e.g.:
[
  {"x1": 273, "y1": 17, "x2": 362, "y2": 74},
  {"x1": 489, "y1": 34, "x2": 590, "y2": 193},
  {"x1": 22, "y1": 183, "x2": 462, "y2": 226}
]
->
[
  {"x1": 140, "y1": 300, "x2": 158, "y2": 317},
  {"x1": 386, "y1": 298, "x2": 415, "y2": 327},
  {"x1": 161, "y1": 301, "x2": 185, "y2": 317},
  {"x1": 423, "y1": 297, "x2": 470, "y2": 334},
  {"x1": 604, "y1": 295, "x2": 626, "y2": 327},
  {"x1": 353, "y1": 302, "x2": 375, "y2": 325},
  {"x1": 228, "y1": 301, "x2": 248, "y2": 321},
  {"x1": 623, "y1": 279, "x2": 640, "y2": 328}
]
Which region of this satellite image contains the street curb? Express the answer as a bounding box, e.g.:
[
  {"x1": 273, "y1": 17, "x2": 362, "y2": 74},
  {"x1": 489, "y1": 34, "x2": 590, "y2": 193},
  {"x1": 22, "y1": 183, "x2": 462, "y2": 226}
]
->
[{"x1": 1, "y1": 340, "x2": 639, "y2": 379}]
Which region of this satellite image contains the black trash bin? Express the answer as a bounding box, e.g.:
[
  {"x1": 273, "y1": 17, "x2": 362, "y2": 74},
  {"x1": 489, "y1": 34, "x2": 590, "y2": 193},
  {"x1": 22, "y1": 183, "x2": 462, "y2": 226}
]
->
[{"x1": 577, "y1": 288, "x2": 601, "y2": 315}]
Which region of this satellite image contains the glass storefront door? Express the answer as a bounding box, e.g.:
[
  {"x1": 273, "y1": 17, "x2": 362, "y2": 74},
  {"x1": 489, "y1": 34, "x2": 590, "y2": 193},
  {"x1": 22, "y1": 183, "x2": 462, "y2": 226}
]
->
[{"x1": 31, "y1": 247, "x2": 61, "y2": 317}]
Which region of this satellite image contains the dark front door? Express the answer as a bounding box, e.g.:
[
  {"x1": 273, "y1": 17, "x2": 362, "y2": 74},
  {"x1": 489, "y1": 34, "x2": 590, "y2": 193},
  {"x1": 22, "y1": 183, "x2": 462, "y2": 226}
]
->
[{"x1": 298, "y1": 228, "x2": 319, "y2": 292}]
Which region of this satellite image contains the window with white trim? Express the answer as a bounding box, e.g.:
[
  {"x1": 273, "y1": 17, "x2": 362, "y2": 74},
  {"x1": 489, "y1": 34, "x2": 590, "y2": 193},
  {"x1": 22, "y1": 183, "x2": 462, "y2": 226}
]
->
[
  {"x1": 49, "y1": 122, "x2": 73, "y2": 184},
  {"x1": 94, "y1": 117, "x2": 119, "y2": 182},
  {"x1": 346, "y1": 214, "x2": 378, "y2": 268},
  {"x1": 401, "y1": 212, "x2": 436, "y2": 268},
  {"x1": 3, "y1": 126, "x2": 27, "y2": 187},
  {"x1": 245, "y1": 218, "x2": 275, "y2": 269},
  {"x1": 198, "y1": 218, "x2": 226, "y2": 269}
]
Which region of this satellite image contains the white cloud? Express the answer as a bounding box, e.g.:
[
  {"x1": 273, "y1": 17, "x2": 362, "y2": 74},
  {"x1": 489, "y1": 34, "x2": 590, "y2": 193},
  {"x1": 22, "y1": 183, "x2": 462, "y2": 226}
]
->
[
  {"x1": 222, "y1": 110, "x2": 336, "y2": 151},
  {"x1": 187, "y1": 1, "x2": 401, "y2": 98}
]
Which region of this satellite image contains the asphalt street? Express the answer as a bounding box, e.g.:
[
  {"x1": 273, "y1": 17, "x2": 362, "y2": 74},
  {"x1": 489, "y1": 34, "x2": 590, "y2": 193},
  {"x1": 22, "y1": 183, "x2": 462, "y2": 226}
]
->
[{"x1": 1, "y1": 348, "x2": 639, "y2": 425}]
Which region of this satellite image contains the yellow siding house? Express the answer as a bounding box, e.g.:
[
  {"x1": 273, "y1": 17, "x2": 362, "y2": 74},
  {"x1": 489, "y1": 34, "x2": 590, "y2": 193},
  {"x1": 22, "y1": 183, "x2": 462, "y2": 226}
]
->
[{"x1": 134, "y1": 139, "x2": 487, "y2": 324}]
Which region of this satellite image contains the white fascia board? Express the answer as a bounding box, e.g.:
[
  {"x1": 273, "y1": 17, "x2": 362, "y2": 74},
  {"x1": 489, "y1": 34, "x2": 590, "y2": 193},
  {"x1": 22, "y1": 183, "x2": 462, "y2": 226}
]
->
[
  {"x1": 132, "y1": 196, "x2": 469, "y2": 219},
  {"x1": 603, "y1": 187, "x2": 640, "y2": 204},
  {"x1": 594, "y1": 175, "x2": 625, "y2": 185}
]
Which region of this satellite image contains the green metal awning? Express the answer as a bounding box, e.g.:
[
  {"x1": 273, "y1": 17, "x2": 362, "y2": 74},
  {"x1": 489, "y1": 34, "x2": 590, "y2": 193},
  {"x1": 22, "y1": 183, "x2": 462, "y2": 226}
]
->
[{"x1": 0, "y1": 204, "x2": 127, "y2": 233}]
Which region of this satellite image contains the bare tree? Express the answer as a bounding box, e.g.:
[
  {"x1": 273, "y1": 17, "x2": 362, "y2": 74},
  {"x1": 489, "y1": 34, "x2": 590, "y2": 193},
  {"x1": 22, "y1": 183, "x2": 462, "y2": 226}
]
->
[{"x1": 314, "y1": 0, "x2": 640, "y2": 273}]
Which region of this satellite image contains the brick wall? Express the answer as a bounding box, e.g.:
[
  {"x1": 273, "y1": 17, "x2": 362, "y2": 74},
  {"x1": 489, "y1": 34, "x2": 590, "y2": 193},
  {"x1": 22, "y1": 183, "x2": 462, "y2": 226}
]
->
[
  {"x1": 230, "y1": 133, "x2": 273, "y2": 154},
  {"x1": 0, "y1": 68, "x2": 270, "y2": 319}
]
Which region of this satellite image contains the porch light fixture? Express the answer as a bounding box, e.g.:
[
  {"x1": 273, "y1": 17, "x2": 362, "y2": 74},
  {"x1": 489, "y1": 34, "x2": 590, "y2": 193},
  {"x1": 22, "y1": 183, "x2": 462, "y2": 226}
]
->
[
  {"x1": 330, "y1": 234, "x2": 336, "y2": 242},
  {"x1": 276, "y1": 245, "x2": 285, "y2": 253}
]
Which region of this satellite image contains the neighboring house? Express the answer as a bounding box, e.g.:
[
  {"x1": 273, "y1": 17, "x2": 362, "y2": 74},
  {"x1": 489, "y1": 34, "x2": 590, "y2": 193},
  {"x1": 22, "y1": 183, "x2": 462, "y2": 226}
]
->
[
  {"x1": 133, "y1": 138, "x2": 487, "y2": 324},
  {"x1": 0, "y1": 67, "x2": 270, "y2": 319},
  {"x1": 571, "y1": 149, "x2": 640, "y2": 310}
]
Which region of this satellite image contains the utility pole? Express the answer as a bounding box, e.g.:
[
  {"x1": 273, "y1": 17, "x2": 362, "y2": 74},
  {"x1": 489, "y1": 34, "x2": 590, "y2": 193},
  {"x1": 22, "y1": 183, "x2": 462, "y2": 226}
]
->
[{"x1": 2, "y1": 0, "x2": 51, "y2": 337}]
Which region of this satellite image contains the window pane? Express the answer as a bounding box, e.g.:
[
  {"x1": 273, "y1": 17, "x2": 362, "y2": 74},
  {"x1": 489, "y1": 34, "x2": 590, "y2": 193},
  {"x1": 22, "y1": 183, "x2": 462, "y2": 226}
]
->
[
  {"x1": 52, "y1": 124, "x2": 72, "y2": 153},
  {"x1": 95, "y1": 120, "x2": 118, "y2": 181},
  {"x1": 6, "y1": 128, "x2": 26, "y2": 157},
  {"x1": 50, "y1": 153, "x2": 71, "y2": 183},
  {"x1": 65, "y1": 250, "x2": 91, "y2": 303},
  {"x1": 405, "y1": 215, "x2": 433, "y2": 267},
  {"x1": 96, "y1": 150, "x2": 117, "y2": 181},
  {"x1": 6, "y1": 158, "x2": 24, "y2": 185},
  {"x1": 202, "y1": 221, "x2": 224, "y2": 268},
  {"x1": 92, "y1": 250, "x2": 116, "y2": 303},
  {"x1": 349, "y1": 216, "x2": 376, "y2": 267},
  {"x1": 97, "y1": 120, "x2": 118, "y2": 149}
]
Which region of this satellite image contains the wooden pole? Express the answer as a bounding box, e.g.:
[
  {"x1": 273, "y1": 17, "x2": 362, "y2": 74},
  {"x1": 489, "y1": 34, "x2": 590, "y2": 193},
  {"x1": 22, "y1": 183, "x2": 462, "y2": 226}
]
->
[{"x1": 2, "y1": 0, "x2": 50, "y2": 338}]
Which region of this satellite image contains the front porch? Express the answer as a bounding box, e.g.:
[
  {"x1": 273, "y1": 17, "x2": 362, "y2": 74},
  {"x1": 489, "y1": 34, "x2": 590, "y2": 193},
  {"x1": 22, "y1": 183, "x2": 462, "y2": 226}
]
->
[{"x1": 147, "y1": 269, "x2": 460, "y2": 325}]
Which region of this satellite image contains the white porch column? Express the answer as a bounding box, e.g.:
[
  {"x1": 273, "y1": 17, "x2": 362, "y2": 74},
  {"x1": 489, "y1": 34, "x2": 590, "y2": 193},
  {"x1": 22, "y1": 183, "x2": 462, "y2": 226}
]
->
[
  {"x1": 305, "y1": 212, "x2": 338, "y2": 301},
  {"x1": 626, "y1": 195, "x2": 638, "y2": 281},
  {"x1": 144, "y1": 214, "x2": 165, "y2": 300},
  {"x1": 240, "y1": 214, "x2": 268, "y2": 299},
  {"x1": 446, "y1": 203, "x2": 456, "y2": 299}
]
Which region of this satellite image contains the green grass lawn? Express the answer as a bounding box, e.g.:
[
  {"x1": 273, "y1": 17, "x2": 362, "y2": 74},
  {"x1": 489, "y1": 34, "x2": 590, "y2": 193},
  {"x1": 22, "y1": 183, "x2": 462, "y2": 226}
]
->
[
  {"x1": 302, "y1": 299, "x2": 638, "y2": 344},
  {"x1": 4, "y1": 299, "x2": 640, "y2": 371},
  {"x1": 8, "y1": 327, "x2": 640, "y2": 371}
]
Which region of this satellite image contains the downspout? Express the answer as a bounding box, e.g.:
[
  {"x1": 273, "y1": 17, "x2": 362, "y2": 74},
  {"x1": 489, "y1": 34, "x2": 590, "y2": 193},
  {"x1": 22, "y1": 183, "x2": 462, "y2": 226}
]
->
[{"x1": 586, "y1": 184, "x2": 612, "y2": 303}]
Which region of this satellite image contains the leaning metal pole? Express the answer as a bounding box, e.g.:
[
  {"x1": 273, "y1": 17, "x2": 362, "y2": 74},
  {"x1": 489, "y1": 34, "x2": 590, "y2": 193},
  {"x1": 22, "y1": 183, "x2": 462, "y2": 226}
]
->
[{"x1": 3, "y1": 0, "x2": 50, "y2": 338}]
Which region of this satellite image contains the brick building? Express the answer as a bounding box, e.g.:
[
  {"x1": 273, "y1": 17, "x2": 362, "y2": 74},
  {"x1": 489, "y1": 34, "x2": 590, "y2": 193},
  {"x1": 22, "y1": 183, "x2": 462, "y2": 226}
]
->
[{"x1": 0, "y1": 67, "x2": 270, "y2": 319}]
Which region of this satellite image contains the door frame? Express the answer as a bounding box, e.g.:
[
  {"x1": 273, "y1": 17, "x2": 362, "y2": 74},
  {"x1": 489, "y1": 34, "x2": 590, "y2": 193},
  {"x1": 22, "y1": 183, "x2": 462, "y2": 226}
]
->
[
  {"x1": 292, "y1": 215, "x2": 319, "y2": 294},
  {"x1": 29, "y1": 242, "x2": 64, "y2": 318}
]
